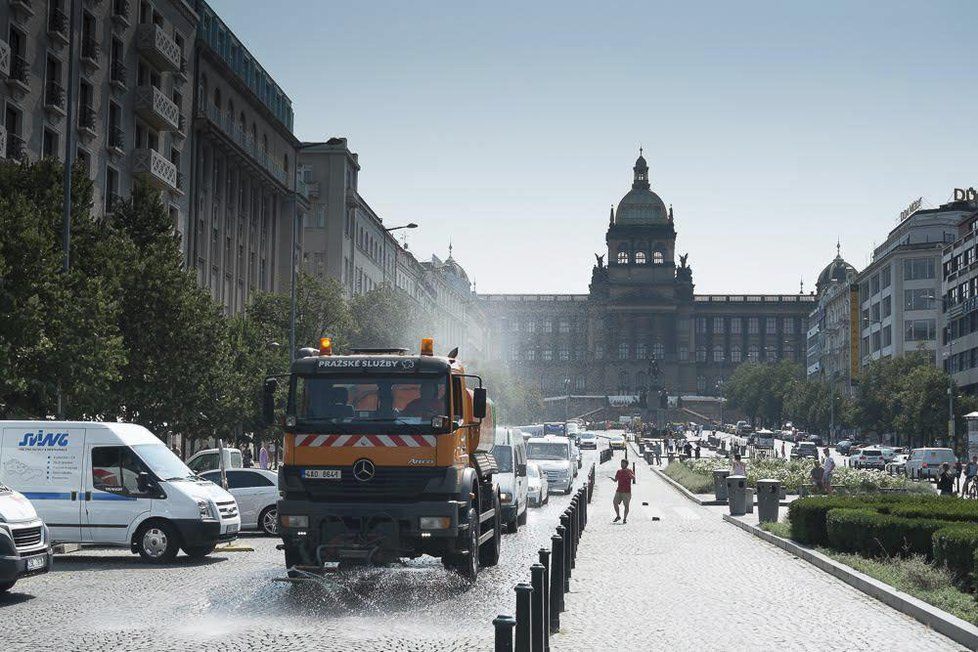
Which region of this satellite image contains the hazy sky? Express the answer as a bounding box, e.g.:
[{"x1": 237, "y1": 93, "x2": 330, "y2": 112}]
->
[{"x1": 209, "y1": 0, "x2": 978, "y2": 295}]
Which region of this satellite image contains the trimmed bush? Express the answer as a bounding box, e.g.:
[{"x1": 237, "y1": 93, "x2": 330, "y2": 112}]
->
[
  {"x1": 789, "y1": 494, "x2": 948, "y2": 547},
  {"x1": 887, "y1": 499, "x2": 978, "y2": 525},
  {"x1": 933, "y1": 525, "x2": 978, "y2": 586},
  {"x1": 826, "y1": 508, "x2": 947, "y2": 558}
]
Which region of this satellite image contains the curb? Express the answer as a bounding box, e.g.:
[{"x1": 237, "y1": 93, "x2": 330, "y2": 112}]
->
[
  {"x1": 723, "y1": 514, "x2": 978, "y2": 650},
  {"x1": 650, "y1": 466, "x2": 727, "y2": 506}
]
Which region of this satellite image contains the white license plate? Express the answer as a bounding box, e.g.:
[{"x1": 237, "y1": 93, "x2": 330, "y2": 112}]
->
[
  {"x1": 302, "y1": 469, "x2": 341, "y2": 479},
  {"x1": 223, "y1": 523, "x2": 239, "y2": 535},
  {"x1": 26, "y1": 555, "x2": 46, "y2": 571}
]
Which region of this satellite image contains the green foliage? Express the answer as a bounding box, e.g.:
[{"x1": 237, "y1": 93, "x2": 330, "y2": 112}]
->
[
  {"x1": 932, "y1": 525, "x2": 978, "y2": 586},
  {"x1": 349, "y1": 286, "x2": 432, "y2": 351},
  {"x1": 472, "y1": 363, "x2": 544, "y2": 425},
  {"x1": 788, "y1": 496, "x2": 881, "y2": 545},
  {"x1": 663, "y1": 461, "x2": 715, "y2": 493},
  {"x1": 723, "y1": 361, "x2": 803, "y2": 426},
  {"x1": 759, "y1": 520, "x2": 791, "y2": 538},
  {"x1": 826, "y1": 507, "x2": 946, "y2": 558}
]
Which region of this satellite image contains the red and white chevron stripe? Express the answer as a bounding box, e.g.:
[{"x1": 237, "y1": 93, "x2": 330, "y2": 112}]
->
[{"x1": 293, "y1": 434, "x2": 437, "y2": 448}]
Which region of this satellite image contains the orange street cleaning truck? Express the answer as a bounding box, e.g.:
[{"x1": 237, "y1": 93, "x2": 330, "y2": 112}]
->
[{"x1": 265, "y1": 338, "x2": 501, "y2": 582}]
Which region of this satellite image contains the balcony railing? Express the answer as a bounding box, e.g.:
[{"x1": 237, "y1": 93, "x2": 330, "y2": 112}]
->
[
  {"x1": 135, "y1": 84, "x2": 179, "y2": 131},
  {"x1": 81, "y1": 37, "x2": 101, "y2": 66},
  {"x1": 110, "y1": 60, "x2": 126, "y2": 87},
  {"x1": 6, "y1": 133, "x2": 27, "y2": 162},
  {"x1": 108, "y1": 124, "x2": 124, "y2": 151},
  {"x1": 201, "y1": 103, "x2": 289, "y2": 187},
  {"x1": 45, "y1": 80, "x2": 66, "y2": 112},
  {"x1": 0, "y1": 40, "x2": 9, "y2": 78},
  {"x1": 133, "y1": 148, "x2": 177, "y2": 190},
  {"x1": 136, "y1": 23, "x2": 181, "y2": 72},
  {"x1": 79, "y1": 104, "x2": 97, "y2": 132},
  {"x1": 8, "y1": 55, "x2": 29, "y2": 88},
  {"x1": 47, "y1": 7, "x2": 69, "y2": 43}
]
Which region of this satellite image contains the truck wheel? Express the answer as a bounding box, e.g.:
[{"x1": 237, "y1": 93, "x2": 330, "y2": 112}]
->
[
  {"x1": 284, "y1": 544, "x2": 303, "y2": 579},
  {"x1": 453, "y1": 506, "x2": 479, "y2": 583},
  {"x1": 183, "y1": 544, "x2": 216, "y2": 559},
  {"x1": 479, "y1": 493, "x2": 501, "y2": 568},
  {"x1": 506, "y1": 513, "x2": 518, "y2": 534},
  {"x1": 136, "y1": 521, "x2": 180, "y2": 564}
]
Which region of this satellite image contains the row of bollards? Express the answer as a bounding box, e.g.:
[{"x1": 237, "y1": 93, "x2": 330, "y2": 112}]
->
[{"x1": 493, "y1": 463, "x2": 596, "y2": 652}]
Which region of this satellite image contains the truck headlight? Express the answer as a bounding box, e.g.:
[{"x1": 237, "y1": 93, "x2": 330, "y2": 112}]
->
[
  {"x1": 499, "y1": 492, "x2": 512, "y2": 503},
  {"x1": 281, "y1": 514, "x2": 309, "y2": 528},
  {"x1": 419, "y1": 516, "x2": 451, "y2": 530}
]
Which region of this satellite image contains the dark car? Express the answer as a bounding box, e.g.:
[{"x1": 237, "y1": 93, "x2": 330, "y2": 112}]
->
[
  {"x1": 791, "y1": 442, "x2": 819, "y2": 459},
  {"x1": 806, "y1": 434, "x2": 823, "y2": 446}
]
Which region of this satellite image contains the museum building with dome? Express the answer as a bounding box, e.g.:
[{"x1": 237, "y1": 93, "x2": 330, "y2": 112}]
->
[{"x1": 481, "y1": 153, "x2": 816, "y2": 404}]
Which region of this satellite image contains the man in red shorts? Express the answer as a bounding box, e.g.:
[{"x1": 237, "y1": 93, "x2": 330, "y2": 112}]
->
[{"x1": 611, "y1": 459, "x2": 635, "y2": 523}]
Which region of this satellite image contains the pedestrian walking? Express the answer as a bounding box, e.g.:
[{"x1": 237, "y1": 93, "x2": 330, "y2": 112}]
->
[
  {"x1": 965, "y1": 456, "x2": 978, "y2": 497},
  {"x1": 610, "y1": 459, "x2": 636, "y2": 524},
  {"x1": 955, "y1": 458, "x2": 964, "y2": 494},
  {"x1": 823, "y1": 455, "x2": 836, "y2": 494},
  {"x1": 694, "y1": 442, "x2": 701, "y2": 459},
  {"x1": 780, "y1": 442, "x2": 786, "y2": 458},
  {"x1": 654, "y1": 442, "x2": 662, "y2": 466},
  {"x1": 810, "y1": 459, "x2": 823, "y2": 493},
  {"x1": 731, "y1": 453, "x2": 747, "y2": 476},
  {"x1": 259, "y1": 443, "x2": 270, "y2": 470},
  {"x1": 938, "y1": 462, "x2": 956, "y2": 496},
  {"x1": 242, "y1": 447, "x2": 254, "y2": 468}
]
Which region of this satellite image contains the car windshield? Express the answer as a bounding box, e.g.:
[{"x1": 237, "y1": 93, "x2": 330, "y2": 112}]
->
[
  {"x1": 493, "y1": 446, "x2": 513, "y2": 473},
  {"x1": 292, "y1": 374, "x2": 448, "y2": 429},
  {"x1": 527, "y1": 442, "x2": 568, "y2": 460},
  {"x1": 580, "y1": 433, "x2": 595, "y2": 440},
  {"x1": 863, "y1": 450, "x2": 882, "y2": 456},
  {"x1": 133, "y1": 444, "x2": 196, "y2": 480}
]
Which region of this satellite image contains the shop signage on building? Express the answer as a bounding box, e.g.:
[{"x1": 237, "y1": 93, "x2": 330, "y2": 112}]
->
[
  {"x1": 954, "y1": 187, "x2": 978, "y2": 206},
  {"x1": 899, "y1": 197, "x2": 923, "y2": 222}
]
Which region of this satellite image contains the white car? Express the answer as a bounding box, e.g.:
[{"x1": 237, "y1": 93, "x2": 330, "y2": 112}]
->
[
  {"x1": 201, "y1": 469, "x2": 279, "y2": 535},
  {"x1": 885, "y1": 454, "x2": 910, "y2": 476},
  {"x1": 849, "y1": 446, "x2": 889, "y2": 470},
  {"x1": 527, "y1": 462, "x2": 549, "y2": 507},
  {"x1": 607, "y1": 433, "x2": 626, "y2": 450},
  {"x1": 905, "y1": 448, "x2": 957, "y2": 480}
]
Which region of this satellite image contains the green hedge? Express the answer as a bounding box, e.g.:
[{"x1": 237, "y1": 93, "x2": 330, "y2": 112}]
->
[
  {"x1": 788, "y1": 494, "x2": 949, "y2": 547},
  {"x1": 826, "y1": 508, "x2": 947, "y2": 558},
  {"x1": 933, "y1": 525, "x2": 978, "y2": 586},
  {"x1": 885, "y1": 499, "x2": 978, "y2": 525}
]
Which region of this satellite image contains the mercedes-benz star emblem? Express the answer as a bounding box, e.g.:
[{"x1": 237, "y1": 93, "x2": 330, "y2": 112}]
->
[{"x1": 353, "y1": 458, "x2": 376, "y2": 482}]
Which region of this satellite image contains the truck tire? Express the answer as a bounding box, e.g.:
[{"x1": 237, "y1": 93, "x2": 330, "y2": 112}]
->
[
  {"x1": 517, "y1": 505, "x2": 527, "y2": 526},
  {"x1": 135, "y1": 521, "x2": 180, "y2": 564},
  {"x1": 506, "y1": 513, "x2": 518, "y2": 534},
  {"x1": 284, "y1": 544, "x2": 303, "y2": 579},
  {"x1": 479, "y1": 493, "x2": 501, "y2": 568},
  {"x1": 452, "y1": 506, "x2": 479, "y2": 583}
]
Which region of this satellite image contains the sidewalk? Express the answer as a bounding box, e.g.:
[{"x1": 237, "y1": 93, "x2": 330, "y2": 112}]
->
[{"x1": 552, "y1": 452, "x2": 958, "y2": 651}]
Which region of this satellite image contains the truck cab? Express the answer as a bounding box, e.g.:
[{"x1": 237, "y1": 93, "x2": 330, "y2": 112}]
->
[{"x1": 272, "y1": 338, "x2": 501, "y2": 582}]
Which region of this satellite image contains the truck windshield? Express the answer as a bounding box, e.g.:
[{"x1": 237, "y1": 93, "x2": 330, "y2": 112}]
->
[
  {"x1": 527, "y1": 443, "x2": 568, "y2": 460},
  {"x1": 293, "y1": 374, "x2": 449, "y2": 428}
]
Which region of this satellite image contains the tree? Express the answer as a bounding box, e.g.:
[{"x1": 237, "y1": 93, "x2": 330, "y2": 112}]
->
[
  {"x1": 473, "y1": 363, "x2": 544, "y2": 425},
  {"x1": 0, "y1": 160, "x2": 126, "y2": 418},
  {"x1": 349, "y1": 286, "x2": 433, "y2": 351},
  {"x1": 723, "y1": 361, "x2": 803, "y2": 426}
]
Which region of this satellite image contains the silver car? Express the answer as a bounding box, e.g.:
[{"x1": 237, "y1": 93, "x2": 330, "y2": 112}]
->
[{"x1": 526, "y1": 437, "x2": 573, "y2": 494}]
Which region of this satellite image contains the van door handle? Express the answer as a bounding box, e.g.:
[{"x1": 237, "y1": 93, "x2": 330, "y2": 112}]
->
[
  {"x1": 85, "y1": 491, "x2": 92, "y2": 501},
  {"x1": 70, "y1": 491, "x2": 77, "y2": 501}
]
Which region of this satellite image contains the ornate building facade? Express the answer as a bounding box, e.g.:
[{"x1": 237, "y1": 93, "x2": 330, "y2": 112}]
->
[{"x1": 482, "y1": 153, "x2": 816, "y2": 400}]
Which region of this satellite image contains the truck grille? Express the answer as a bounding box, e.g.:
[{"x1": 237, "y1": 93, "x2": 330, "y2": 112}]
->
[
  {"x1": 217, "y1": 500, "x2": 238, "y2": 520},
  {"x1": 291, "y1": 467, "x2": 448, "y2": 502},
  {"x1": 12, "y1": 526, "x2": 42, "y2": 550}
]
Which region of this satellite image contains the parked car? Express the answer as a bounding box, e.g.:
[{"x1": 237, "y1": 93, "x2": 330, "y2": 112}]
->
[
  {"x1": 885, "y1": 454, "x2": 910, "y2": 476},
  {"x1": 850, "y1": 446, "x2": 888, "y2": 470},
  {"x1": 492, "y1": 428, "x2": 529, "y2": 533},
  {"x1": 806, "y1": 434, "x2": 823, "y2": 446},
  {"x1": 526, "y1": 462, "x2": 549, "y2": 507},
  {"x1": 791, "y1": 442, "x2": 819, "y2": 459},
  {"x1": 905, "y1": 448, "x2": 957, "y2": 480},
  {"x1": 578, "y1": 432, "x2": 598, "y2": 450},
  {"x1": 0, "y1": 481, "x2": 53, "y2": 593},
  {"x1": 200, "y1": 468, "x2": 279, "y2": 535},
  {"x1": 187, "y1": 447, "x2": 243, "y2": 474},
  {"x1": 526, "y1": 436, "x2": 574, "y2": 494}
]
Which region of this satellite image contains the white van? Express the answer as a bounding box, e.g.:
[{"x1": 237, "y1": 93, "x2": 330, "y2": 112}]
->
[
  {"x1": 0, "y1": 481, "x2": 52, "y2": 593},
  {"x1": 493, "y1": 427, "x2": 529, "y2": 533},
  {"x1": 0, "y1": 421, "x2": 241, "y2": 563},
  {"x1": 186, "y1": 447, "x2": 243, "y2": 474}
]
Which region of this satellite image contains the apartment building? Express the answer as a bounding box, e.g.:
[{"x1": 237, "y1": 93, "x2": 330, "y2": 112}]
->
[
  {"x1": 0, "y1": 0, "x2": 305, "y2": 313},
  {"x1": 941, "y1": 196, "x2": 978, "y2": 393}
]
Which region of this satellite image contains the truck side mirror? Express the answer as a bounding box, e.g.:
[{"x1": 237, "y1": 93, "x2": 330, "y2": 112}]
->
[
  {"x1": 262, "y1": 377, "x2": 278, "y2": 425},
  {"x1": 473, "y1": 387, "x2": 487, "y2": 419}
]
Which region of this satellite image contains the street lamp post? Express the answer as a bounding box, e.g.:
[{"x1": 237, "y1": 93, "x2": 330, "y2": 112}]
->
[
  {"x1": 382, "y1": 223, "x2": 417, "y2": 288},
  {"x1": 384, "y1": 223, "x2": 418, "y2": 233}
]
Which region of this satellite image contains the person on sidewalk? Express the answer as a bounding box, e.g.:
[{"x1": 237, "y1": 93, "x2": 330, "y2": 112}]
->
[
  {"x1": 938, "y1": 462, "x2": 956, "y2": 496},
  {"x1": 964, "y1": 456, "x2": 978, "y2": 496},
  {"x1": 731, "y1": 453, "x2": 746, "y2": 476},
  {"x1": 823, "y1": 454, "x2": 836, "y2": 494},
  {"x1": 810, "y1": 459, "x2": 823, "y2": 493},
  {"x1": 611, "y1": 459, "x2": 635, "y2": 524},
  {"x1": 954, "y1": 458, "x2": 964, "y2": 494}
]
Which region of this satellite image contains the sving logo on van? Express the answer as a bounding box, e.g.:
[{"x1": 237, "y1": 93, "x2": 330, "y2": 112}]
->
[{"x1": 17, "y1": 431, "x2": 70, "y2": 447}]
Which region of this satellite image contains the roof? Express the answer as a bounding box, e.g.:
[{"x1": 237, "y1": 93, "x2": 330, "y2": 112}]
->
[
  {"x1": 816, "y1": 253, "x2": 857, "y2": 295},
  {"x1": 615, "y1": 154, "x2": 669, "y2": 225}
]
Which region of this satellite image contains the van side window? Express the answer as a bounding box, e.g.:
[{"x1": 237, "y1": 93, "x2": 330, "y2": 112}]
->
[
  {"x1": 92, "y1": 446, "x2": 147, "y2": 494},
  {"x1": 451, "y1": 376, "x2": 463, "y2": 420}
]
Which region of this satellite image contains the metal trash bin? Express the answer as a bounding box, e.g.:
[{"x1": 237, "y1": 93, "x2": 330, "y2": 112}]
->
[
  {"x1": 757, "y1": 479, "x2": 781, "y2": 524},
  {"x1": 726, "y1": 475, "x2": 747, "y2": 516},
  {"x1": 745, "y1": 487, "x2": 754, "y2": 514},
  {"x1": 713, "y1": 469, "x2": 730, "y2": 501}
]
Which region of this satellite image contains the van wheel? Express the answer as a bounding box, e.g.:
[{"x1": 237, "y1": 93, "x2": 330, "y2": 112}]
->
[
  {"x1": 184, "y1": 544, "x2": 216, "y2": 559},
  {"x1": 479, "y1": 492, "x2": 501, "y2": 567},
  {"x1": 259, "y1": 506, "x2": 278, "y2": 536},
  {"x1": 136, "y1": 521, "x2": 180, "y2": 563},
  {"x1": 0, "y1": 580, "x2": 14, "y2": 593}
]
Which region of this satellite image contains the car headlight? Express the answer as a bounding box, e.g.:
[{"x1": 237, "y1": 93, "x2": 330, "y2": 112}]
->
[
  {"x1": 280, "y1": 514, "x2": 309, "y2": 528},
  {"x1": 499, "y1": 492, "x2": 512, "y2": 503},
  {"x1": 197, "y1": 500, "x2": 212, "y2": 520}
]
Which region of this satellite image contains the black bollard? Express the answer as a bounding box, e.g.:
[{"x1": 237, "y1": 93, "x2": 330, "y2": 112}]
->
[
  {"x1": 556, "y1": 523, "x2": 570, "y2": 592},
  {"x1": 494, "y1": 615, "x2": 516, "y2": 652},
  {"x1": 569, "y1": 504, "x2": 578, "y2": 565},
  {"x1": 515, "y1": 583, "x2": 533, "y2": 652},
  {"x1": 550, "y1": 533, "x2": 564, "y2": 619},
  {"x1": 579, "y1": 488, "x2": 587, "y2": 531},
  {"x1": 538, "y1": 548, "x2": 552, "y2": 645},
  {"x1": 530, "y1": 563, "x2": 546, "y2": 652},
  {"x1": 563, "y1": 509, "x2": 576, "y2": 569}
]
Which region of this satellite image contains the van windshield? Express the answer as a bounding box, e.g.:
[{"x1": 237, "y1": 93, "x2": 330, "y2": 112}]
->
[
  {"x1": 493, "y1": 446, "x2": 513, "y2": 473},
  {"x1": 134, "y1": 444, "x2": 196, "y2": 481},
  {"x1": 527, "y1": 442, "x2": 568, "y2": 460}
]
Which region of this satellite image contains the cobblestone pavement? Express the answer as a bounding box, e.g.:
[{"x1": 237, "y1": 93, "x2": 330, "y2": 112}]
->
[
  {"x1": 0, "y1": 455, "x2": 598, "y2": 652},
  {"x1": 555, "y1": 450, "x2": 963, "y2": 651}
]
